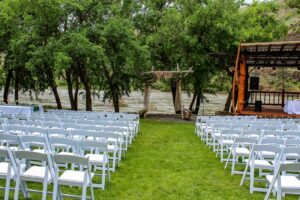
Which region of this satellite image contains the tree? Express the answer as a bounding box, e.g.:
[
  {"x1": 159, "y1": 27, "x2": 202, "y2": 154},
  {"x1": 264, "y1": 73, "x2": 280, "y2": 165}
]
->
[{"x1": 100, "y1": 17, "x2": 150, "y2": 112}]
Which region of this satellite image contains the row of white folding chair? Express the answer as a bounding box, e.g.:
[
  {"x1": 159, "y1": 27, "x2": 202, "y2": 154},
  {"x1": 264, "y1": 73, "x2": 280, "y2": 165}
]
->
[
  {"x1": 217, "y1": 128, "x2": 300, "y2": 163},
  {"x1": 49, "y1": 112, "x2": 140, "y2": 131},
  {"x1": 222, "y1": 136, "x2": 300, "y2": 196},
  {"x1": 29, "y1": 117, "x2": 138, "y2": 139},
  {"x1": 2, "y1": 120, "x2": 132, "y2": 145},
  {"x1": 2, "y1": 125, "x2": 123, "y2": 172},
  {"x1": 0, "y1": 134, "x2": 109, "y2": 198},
  {"x1": 201, "y1": 122, "x2": 299, "y2": 145},
  {"x1": 241, "y1": 145, "x2": 300, "y2": 196},
  {"x1": 46, "y1": 110, "x2": 139, "y2": 122},
  {"x1": 1, "y1": 147, "x2": 95, "y2": 200}
]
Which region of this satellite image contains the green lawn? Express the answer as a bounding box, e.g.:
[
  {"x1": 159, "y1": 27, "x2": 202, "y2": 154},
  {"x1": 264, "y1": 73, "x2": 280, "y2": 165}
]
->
[{"x1": 1, "y1": 119, "x2": 298, "y2": 199}]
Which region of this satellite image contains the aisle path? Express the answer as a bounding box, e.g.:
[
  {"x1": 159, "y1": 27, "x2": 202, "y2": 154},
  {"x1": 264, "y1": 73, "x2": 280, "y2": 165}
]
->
[{"x1": 95, "y1": 119, "x2": 268, "y2": 200}]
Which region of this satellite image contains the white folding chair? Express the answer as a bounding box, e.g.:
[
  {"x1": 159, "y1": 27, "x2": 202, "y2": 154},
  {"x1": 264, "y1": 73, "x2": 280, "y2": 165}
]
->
[
  {"x1": 240, "y1": 144, "x2": 282, "y2": 193},
  {"x1": 25, "y1": 127, "x2": 47, "y2": 136},
  {"x1": 52, "y1": 154, "x2": 94, "y2": 200},
  {"x1": 0, "y1": 148, "x2": 16, "y2": 200},
  {"x1": 3, "y1": 125, "x2": 26, "y2": 135},
  {"x1": 217, "y1": 129, "x2": 240, "y2": 162},
  {"x1": 265, "y1": 162, "x2": 300, "y2": 200},
  {"x1": 41, "y1": 121, "x2": 61, "y2": 129},
  {"x1": 0, "y1": 133, "x2": 22, "y2": 150},
  {"x1": 225, "y1": 137, "x2": 258, "y2": 175},
  {"x1": 6, "y1": 119, "x2": 24, "y2": 126},
  {"x1": 19, "y1": 135, "x2": 49, "y2": 154},
  {"x1": 91, "y1": 131, "x2": 122, "y2": 172},
  {"x1": 13, "y1": 151, "x2": 54, "y2": 200},
  {"x1": 59, "y1": 118, "x2": 76, "y2": 124},
  {"x1": 78, "y1": 140, "x2": 110, "y2": 189},
  {"x1": 24, "y1": 120, "x2": 42, "y2": 128},
  {"x1": 47, "y1": 128, "x2": 70, "y2": 138},
  {"x1": 48, "y1": 137, "x2": 78, "y2": 156}
]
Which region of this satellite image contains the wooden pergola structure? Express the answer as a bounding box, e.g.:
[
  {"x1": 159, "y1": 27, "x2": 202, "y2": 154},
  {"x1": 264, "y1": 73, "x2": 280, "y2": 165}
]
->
[
  {"x1": 142, "y1": 66, "x2": 193, "y2": 114},
  {"x1": 231, "y1": 41, "x2": 300, "y2": 117}
]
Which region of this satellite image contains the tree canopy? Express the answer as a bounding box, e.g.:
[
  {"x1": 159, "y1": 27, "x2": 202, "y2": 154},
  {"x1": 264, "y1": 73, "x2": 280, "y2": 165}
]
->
[{"x1": 0, "y1": 0, "x2": 292, "y2": 113}]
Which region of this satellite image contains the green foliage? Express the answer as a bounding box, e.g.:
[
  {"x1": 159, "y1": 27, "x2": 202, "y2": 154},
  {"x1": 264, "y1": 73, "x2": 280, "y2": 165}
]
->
[{"x1": 0, "y1": 0, "x2": 293, "y2": 110}]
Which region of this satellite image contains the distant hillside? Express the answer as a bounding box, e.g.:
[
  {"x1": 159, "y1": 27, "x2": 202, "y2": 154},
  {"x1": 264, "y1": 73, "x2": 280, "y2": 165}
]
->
[{"x1": 251, "y1": 68, "x2": 300, "y2": 91}]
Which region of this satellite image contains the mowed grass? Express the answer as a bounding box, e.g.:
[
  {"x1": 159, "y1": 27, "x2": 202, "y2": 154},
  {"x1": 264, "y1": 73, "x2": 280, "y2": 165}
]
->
[{"x1": 0, "y1": 119, "x2": 298, "y2": 199}]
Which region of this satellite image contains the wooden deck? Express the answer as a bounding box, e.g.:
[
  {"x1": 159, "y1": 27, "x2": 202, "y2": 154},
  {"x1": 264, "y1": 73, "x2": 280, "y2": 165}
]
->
[{"x1": 239, "y1": 106, "x2": 300, "y2": 118}]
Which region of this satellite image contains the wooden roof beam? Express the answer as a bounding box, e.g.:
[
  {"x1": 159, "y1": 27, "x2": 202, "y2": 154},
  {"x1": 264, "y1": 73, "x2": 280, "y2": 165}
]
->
[{"x1": 241, "y1": 41, "x2": 300, "y2": 47}]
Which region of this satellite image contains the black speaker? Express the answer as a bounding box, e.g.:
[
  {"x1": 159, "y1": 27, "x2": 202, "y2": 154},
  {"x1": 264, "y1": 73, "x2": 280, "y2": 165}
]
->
[
  {"x1": 255, "y1": 101, "x2": 262, "y2": 112},
  {"x1": 250, "y1": 77, "x2": 259, "y2": 90}
]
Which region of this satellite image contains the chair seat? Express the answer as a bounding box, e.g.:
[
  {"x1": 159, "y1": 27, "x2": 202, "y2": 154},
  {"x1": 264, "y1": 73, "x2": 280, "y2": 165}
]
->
[
  {"x1": 85, "y1": 154, "x2": 105, "y2": 164},
  {"x1": 30, "y1": 132, "x2": 42, "y2": 136},
  {"x1": 266, "y1": 175, "x2": 300, "y2": 190},
  {"x1": 222, "y1": 140, "x2": 234, "y2": 145},
  {"x1": 22, "y1": 166, "x2": 51, "y2": 182},
  {"x1": 108, "y1": 144, "x2": 117, "y2": 151},
  {"x1": 9, "y1": 130, "x2": 25, "y2": 135},
  {"x1": 285, "y1": 153, "x2": 300, "y2": 159},
  {"x1": 58, "y1": 152, "x2": 75, "y2": 156},
  {"x1": 0, "y1": 162, "x2": 15, "y2": 177},
  {"x1": 33, "y1": 149, "x2": 46, "y2": 153},
  {"x1": 213, "y1": 133, "x2": 221, "y2": 137},
  {"x1": 234, "y1": 147, "x2": 250, "y2": 156},
  {"x1": 261, "y1": 151, "x2": 276, "y2": 158},
  {"x1": 245, "y1": 159, "x2": 273, "y2": 168},
  {"x1": 58, "y1": 170, "x2": 94, "y2": 185}
]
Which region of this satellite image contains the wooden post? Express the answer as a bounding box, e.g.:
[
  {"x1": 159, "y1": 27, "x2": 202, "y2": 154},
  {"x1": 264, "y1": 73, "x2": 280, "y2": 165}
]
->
[
  {"x1": 232, "y1": 44, "x2": 241, "y2": 113},
  {"x1": 175, "y1": 79, "x2": 182, "y2": 114},
  {"x1": 237, "y1": 55, "x2": 247, "y2": 113},
  {"x1": 143, "y1": 85, "x2": 151, "y2": 110},
  {"x1": 281, "y1": 89, "x2": 285, "y2": 107}
]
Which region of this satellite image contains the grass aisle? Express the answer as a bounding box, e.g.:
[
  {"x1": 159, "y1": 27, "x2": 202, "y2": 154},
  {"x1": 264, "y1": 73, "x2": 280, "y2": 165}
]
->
[{"x1": 96, "y1": 119, "x2": 268, "y2": 200}]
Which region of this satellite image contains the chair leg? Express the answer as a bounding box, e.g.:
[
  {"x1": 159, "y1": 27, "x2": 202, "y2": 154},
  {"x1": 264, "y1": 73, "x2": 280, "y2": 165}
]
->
[
  {"x1": 82, "y1": 184, "x2": 87, "y2": 200},
  {"x1": 14, "y1": 175, "x2": 20, "y2": 200},
  {"x1": 225, "y1": 150, "x2": 232, "y2": 169},
  {"x1": 112, "y1": 150, "x2": 116, "y2": 172},
  {"x1": 220, "y1": 144, "x2": 223, "y2": 161},
  {"x1": 231, "y1": 154, "x2": 236, "y2": 175},
  {"x1": 240, "y1": 161, "x2": 249, "y2": 186},
  {"x1": 250, "y1": 166, "x2": 254, "y2": 194},
  {"x1": 102, "y1": 163, "x2": 106, "y2": 189},
  {"x1": 4, "y1": 169, "x2": 11, "y2": 200},
  {"x1": 90, "y1": 183, "x2": 94, "y2": 200},
  {"x1": 52, "y1": 181, "x2": 58, "y2": 200},
  {"x1": 42, "y1": 173, "x2": 48, "y2": 200}
]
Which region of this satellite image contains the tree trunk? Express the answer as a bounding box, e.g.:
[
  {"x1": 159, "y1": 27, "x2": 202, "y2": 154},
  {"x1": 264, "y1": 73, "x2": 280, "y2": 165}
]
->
[
  {"x1": 78, "y1": 62, "x2": 92, "y2": 111},
  {"x1": 52, "y1": 86, "x2": 62, "y2": 109},
  {"x1": 45, "y1": 64, "x2": 62, "y2": 109},
  {"x1": 112, "y1": 88, "x2": 120, "y2": 112},
  {"x1": 83, "y1": 82, "x2": 92, "y2": 111},
  {"x1": 3, "y1": 69, "x2": 13, "y2": 104},
  {"x1": 189, "y1": 92, "x2": 196, "y2": 111},
  {"x1": 223, "y1": 87, "x2": 232, "y2": 112},
  {"x1": 14, "y1": 71, "x2": 19, "y2": 105},
  {"x1": 194, "y1": 94, "x2": 201, "y2": 115},
  {"x1": 74, "y1": 74, "x2": 79, "y2": 110},
  {"x1": 66, "y1": 68, "x2": 76, "y2": 110}
]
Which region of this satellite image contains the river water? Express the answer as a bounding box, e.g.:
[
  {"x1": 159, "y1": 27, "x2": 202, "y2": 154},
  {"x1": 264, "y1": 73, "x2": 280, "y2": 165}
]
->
[{"x1": 0, "y1": 89, "x2": 227, "y2": 115}]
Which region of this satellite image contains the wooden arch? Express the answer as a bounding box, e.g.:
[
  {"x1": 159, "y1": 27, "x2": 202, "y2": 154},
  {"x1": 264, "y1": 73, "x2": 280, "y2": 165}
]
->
[{"x1": 142, "y1": 66, "x2": 193, "y2": 114}]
